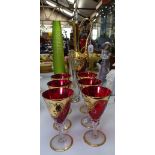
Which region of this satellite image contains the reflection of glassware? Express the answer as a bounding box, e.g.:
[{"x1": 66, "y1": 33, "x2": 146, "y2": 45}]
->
[
  {"x1": 78, "y1": 78, "x2": 102, "y2": 128},
  {"x1": 77, "y1": 71, "x2": 97, "y2": 114},
  {"x1": 47, "y1": 80, "x2": 72, "y2": 131},
  {"x1": 42, "y1": 88, "x2": 74, "y2": 152},
  {"x1": 82, "y1": 86, "x2": 111, "y2": 147}
]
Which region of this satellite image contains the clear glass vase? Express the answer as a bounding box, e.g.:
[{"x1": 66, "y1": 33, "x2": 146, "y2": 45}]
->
[{"x1": 68, "y1": 50, "x2": 80, "y2": 103}]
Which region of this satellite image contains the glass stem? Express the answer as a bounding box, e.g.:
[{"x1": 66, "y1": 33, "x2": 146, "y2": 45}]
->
[
  {"x1": 92, "y1": 120, "x2": 99, "y2": 138},
  {"x1": 58, "y1": 122, "x2": 65, "y2": 143}
]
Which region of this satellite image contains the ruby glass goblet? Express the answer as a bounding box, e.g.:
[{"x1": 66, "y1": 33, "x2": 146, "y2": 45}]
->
[
  {"x1": 47, "y1": 79, "x2": 72, "y2": 131},
  {"x1": 42, "y1": 88, "x2": 74, "y2": 152},
  {"x1": 51, "y1": 73, "x2": 71, "y2": 80},
  {"x1": 51, "y1": 73, "x2": 72, "y2": 113},
  {"x1": 82, "y1": 86, "x2": 111, "y2": 147},
  {"x1": 78, "y1": 78, "x2": 102, "y2": 128},
  {"x1": 77, "y1": 71, "x2": 97, "y2": 114}
]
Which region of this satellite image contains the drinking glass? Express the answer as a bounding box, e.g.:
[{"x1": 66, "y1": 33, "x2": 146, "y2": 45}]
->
[
  {"x1": 78, "y1": 78, "x2": 101, "y2": 128},
  {"x1": 47, "y1": 79, "x2": 72, "y2": 131},
  {"x1": 51, "y1": 73, "x2": 72, "y2": 113},
  {"x1": 51, "y1": 73, "x2": 71, "y2": 80},
  {"x1": 82, "y1": 86, "x2": 111, "y2": 147},
  {"x1": 77, "y1": 71, "x2": 97, "y2": 114},
  {"x1": 42, "y1": 88, "x2": 74, "y2": 151}
]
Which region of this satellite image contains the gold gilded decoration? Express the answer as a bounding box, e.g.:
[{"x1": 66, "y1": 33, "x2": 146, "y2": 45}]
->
[
  {"x1": 48, "y1": 85, "x2": 70, "y2": 89},
  {"x1": 83, "y1": 95, "x2": 110, "y2": 111},
  {"x1": 83, "y1": 95, "x2": 94, "y2": 111},
  {"x1": 51, "y1": 77, "x2": 70, "y2": 80},
  {"x1": 55, "y1": 102, "x2": 63, "y2": 112},
  {"x1": 69, "y1": 18, "x2": 94, "y2": 72},
  {"x1": 44, "y1": 97, "x2": 70, "y2": 118},
  {"x1": 69, "y1": 50, "x2": 88, "y2": 72},
  {"x1": 79, "y1": 105, "x2": 88, "y2": 114}
]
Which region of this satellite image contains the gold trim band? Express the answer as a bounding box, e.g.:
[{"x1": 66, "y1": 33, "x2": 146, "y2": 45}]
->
[
  {"x1": 83, "y1": 130, "x2": 106, "y2": 147},
  {"x1": 50, "y1": 134, "x2": 73, "y2": 152}
]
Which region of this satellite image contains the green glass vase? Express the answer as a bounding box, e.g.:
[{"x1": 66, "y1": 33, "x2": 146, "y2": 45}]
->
[{"x1": 52, "y1": 21, "x2": 66, "y2": 74}]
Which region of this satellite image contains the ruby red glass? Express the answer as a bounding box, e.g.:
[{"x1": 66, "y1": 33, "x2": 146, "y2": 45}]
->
[
  {"x1": 82, "y1": 86, "x2": 111, "y2": 147},
  {"x1": 42, "y1": 88, "x2": 74, "y2": 151},
  {"x1": 78, "y1": 78, "x2": 102, "y2": 87},
  {"x1": 82, "y1": 86, "x2": 111, "y2": 121},
  {"x1": 42, "y1": 88, "x2": 73, "y2": 100},
  {"x1": 47, "y1": 80, "x2": 72, "y2": 88},
  {"x1": 56, "y1": 102, "x2": 70, "y2": 123},
  {"x1": 51, "y1": 73, "x2": 71, "y2": 79},
  {"x1": 42, "y1": 88, "x2": 73, "y2": 123},
  {"x1": 78, "y1": 71, "x2": 97, "y2": 79}
]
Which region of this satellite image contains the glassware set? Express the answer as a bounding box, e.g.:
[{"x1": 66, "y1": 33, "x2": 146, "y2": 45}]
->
[{"x1": 42, "y1": 72, "x2": 112, "y2": 152}]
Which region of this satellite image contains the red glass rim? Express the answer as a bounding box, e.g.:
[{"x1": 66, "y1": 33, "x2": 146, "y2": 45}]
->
[
  {"x1": 47, "y1": 80, "x2": 72, "y2": 87},
  {"x1": 82, "y1": 86, "x2": 111, "y2": 98},
  {"x1": 51, "y1": 73, "x2": 71, "y2": 79},
  {"x1": 42, "y1": 88, "x2": 73, "y2": 100},
  {"x1": 77, "y1": 71, "x2": 97, "y2": 78},
  {"x1": 78, "y1": 78, "x2": 102, "y2": 86}
]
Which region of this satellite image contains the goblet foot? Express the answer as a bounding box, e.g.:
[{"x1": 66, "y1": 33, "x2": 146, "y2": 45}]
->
[
  {"x1": 81, "y1": 116, "x2": 93, "y2": 128},
  {"x1": 83, "y1": 130, "x2": 106, "y2": 147},
  {"x1": 80, "y1": 104, "x2": 88, "y2": 114},
  {"x1": 50, "y1": 134, "x2": 73, "y2": 152},
  {"x1": 53, "y1": 119, "x2": 72, "y2": 131}
]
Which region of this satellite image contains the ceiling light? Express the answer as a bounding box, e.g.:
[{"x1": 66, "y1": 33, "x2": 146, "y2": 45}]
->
[
  {"x1": 74, "y1": 3, "x2": 76, "y2": 8},
  {"x1": 62, "y1": 9, "x2": 73, "y2": 16},
  {"x1": 67, "y1": 0, "x2": 74, "y2": 4},
  {"x1": 46, "y1": 0, "x2": 57, "y2": 7},
  {"x1": 93, "y1": 19, "x2": 96, "y2": 22},
  {"x1": 105, "y1": 6, "x2": 107, "y2": 8},
  {"x1": 96, "y1": 13, "x2": 99, "y2": 17},
  {"x1": 59, "y1": 8, "x2": 63, "y2": 12}
]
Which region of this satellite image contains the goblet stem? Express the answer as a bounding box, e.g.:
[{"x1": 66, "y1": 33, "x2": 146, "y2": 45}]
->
[
  {"x1": 92, "y1": 120, "x2": 99, "y2": 139},
  {"x1": 57, "y1": 122, "x2": 65, "y2": 143}
]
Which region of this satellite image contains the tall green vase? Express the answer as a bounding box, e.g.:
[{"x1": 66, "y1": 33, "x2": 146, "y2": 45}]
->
[{"x1": 52, "y1": 21, "x2": 66, "y2": 74}]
